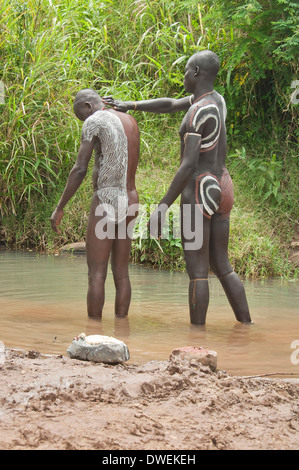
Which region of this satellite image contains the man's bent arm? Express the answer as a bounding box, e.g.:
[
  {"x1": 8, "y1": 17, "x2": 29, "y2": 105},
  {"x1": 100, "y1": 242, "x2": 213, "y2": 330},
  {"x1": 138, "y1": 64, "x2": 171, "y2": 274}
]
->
[
  {"x1": 148, "y1": 133, "x2": 201, "y2": 238},
  {"x1": 160, "y1": 133, "x2": 202, "y2": 208}
]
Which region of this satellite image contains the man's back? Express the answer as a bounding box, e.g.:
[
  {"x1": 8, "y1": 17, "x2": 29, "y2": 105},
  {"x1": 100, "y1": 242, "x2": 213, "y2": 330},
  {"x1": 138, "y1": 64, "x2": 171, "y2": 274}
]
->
[
  {"x1": 82, "y1": 109, "x2": 140, "y2": 219},
  {"x1": 185, "y1": 91, "x2": 227, "y2": 175},
  {"x1": 110, "y1": 109, "x2": 140, "y2": 196}
]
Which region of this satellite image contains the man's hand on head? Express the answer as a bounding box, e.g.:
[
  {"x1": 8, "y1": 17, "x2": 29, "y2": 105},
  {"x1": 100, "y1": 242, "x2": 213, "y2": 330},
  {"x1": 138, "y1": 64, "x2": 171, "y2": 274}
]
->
[{"x1": 102, "y1": 96, "x2": 129, "y2": 113}]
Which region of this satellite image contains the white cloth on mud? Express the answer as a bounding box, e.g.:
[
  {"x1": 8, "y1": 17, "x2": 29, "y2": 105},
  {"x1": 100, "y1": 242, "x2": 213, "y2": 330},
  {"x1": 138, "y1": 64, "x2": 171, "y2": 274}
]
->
[{"x1": 81, "y1": 110, "x2": 128, "y2": 223}]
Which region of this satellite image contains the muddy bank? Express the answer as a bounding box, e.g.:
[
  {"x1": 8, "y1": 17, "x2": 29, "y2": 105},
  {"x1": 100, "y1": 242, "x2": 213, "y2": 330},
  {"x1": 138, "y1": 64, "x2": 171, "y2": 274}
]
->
[{"x1": 0, "y1": 349, "x2": 298, "y2": 450}]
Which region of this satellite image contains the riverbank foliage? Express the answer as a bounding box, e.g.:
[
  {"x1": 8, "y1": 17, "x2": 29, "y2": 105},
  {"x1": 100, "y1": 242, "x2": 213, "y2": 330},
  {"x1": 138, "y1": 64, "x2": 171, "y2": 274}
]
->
[{"x1": 0, "y1": 0, "x2": 298, "y2": 278}]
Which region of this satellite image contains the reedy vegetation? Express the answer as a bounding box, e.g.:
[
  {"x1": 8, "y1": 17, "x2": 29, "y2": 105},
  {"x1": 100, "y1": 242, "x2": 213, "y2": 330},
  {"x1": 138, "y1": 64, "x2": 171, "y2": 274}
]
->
[{"x1": 0, "y1": 0, "x2": 298, "y2": 277}]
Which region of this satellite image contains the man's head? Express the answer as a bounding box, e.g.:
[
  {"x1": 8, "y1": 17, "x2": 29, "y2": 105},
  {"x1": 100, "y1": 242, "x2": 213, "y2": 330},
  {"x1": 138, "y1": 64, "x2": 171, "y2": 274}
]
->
[
  {"x1": 184, "y1": 50, "x2": 220, "y2": 93},
  {"x1": 73, "y1": 89, "x2": 104, "y2": 121}
]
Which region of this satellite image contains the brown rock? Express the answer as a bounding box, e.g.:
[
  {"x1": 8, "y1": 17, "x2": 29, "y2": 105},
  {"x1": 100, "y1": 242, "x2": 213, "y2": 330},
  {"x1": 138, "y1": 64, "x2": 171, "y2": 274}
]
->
[
  {"x1": 60, "y1": 241, "x2": 86, "y2": 253},
  {"x1": 289, "y1": 250, "x2": 299, "y2": 267},
  {"x1": 169, "y1": 346, "x2": 218, "y2": 371}
]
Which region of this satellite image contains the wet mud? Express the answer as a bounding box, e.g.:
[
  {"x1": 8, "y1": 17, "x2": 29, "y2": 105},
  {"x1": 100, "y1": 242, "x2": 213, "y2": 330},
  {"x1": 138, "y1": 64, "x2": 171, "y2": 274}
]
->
[{"x1": 1, "y1": 349, "x2": 298, "y2": 450}]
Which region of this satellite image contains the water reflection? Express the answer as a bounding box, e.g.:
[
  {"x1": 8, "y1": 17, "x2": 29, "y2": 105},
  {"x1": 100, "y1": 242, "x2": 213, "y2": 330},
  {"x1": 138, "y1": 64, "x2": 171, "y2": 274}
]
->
[{"x1": 0, "y1": 250, "x2": 298, "y2": 376}]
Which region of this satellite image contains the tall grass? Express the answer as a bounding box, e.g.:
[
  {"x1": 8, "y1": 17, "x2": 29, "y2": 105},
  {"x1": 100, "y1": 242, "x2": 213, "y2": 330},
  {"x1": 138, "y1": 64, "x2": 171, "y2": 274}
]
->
[
  {"x1": 0, "y1": 0, "x2": 298, "y2": 278},
  {"x1": 0, "y1": 0, "x2": 203, "y2": 215}
]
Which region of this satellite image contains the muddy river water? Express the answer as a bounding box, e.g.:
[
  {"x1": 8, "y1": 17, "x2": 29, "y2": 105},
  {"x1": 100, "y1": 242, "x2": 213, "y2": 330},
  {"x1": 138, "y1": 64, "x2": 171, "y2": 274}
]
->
[{"x1": 0, "y1": 250, "x2": 298, "y2": 376}]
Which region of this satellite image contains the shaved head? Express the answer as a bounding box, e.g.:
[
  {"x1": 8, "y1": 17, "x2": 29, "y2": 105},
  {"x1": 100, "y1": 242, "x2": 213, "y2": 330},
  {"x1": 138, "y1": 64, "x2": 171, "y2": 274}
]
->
[
  {"x1": 189, "y1": 50, "x2": 220, "y2": 81},
  {"x1": 74, "y1": 88, "x2": 102, "y2": 107},
  {"x1": 73, "y1": 89, "x2": 103, "y2": 121}
]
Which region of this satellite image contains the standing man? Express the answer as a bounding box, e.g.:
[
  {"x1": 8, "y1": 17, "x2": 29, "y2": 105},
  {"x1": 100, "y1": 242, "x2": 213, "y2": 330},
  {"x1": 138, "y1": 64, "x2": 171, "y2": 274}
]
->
[
  {"x1": 51, "y1": 89, "x2": 140, "y2": 318},
  {"x1": 104, "y1": 51, "x2": 252, "y2": 325}
]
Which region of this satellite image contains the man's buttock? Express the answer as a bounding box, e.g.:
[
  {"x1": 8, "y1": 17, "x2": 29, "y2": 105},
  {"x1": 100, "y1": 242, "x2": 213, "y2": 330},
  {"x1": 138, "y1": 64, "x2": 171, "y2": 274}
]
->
[
  {"x1": 96, "y1": 187, "x2": 128, "y2": 224},
  {"x1": 194, "y1": 168, "x2": 234, "y2": 219},
  {"x1": 217, "y1": 168, "x2": 234, "y2": 216}
]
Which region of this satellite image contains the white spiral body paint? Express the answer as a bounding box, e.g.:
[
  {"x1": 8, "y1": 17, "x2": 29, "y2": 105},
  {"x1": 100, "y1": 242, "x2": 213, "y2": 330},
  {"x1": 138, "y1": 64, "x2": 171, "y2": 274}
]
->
[
  {"x1": 199, "y1": 175, "x2": 221, "y2": 215},
  {"x1": 192, "y1": 103, "x2": 221, "y2": 150},
  {"x1": 82, "y1": 111, "x2": 128, "y2": 223},
  {"x1": 199, "y1": 175, "x2": 221, "y2": 216}
]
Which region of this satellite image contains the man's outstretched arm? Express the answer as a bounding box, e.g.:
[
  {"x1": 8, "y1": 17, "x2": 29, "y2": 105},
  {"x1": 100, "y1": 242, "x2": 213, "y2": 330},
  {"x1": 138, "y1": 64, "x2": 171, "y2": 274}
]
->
[{"x1": 103, "y1": 96, "x2": 192, "y2": 114}]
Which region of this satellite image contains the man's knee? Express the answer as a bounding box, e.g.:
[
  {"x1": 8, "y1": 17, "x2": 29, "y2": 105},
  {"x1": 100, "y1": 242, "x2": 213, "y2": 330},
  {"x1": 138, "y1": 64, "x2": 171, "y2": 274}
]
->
[
  {"x1": 111, "y1": 252, "x2": 130, "y2": 281},
  {"x1": 184, "y1": 252, "x2": 209, "y2": 279},
  {"x1": 88, "y1": 268, "x2": 107, "y2": 284},
  {"x1": 210, "y1": 261, "x2": 233, "y2": 279},
  {"x1": 111, "y1": 265, "x2": 129, "y2": 284}
]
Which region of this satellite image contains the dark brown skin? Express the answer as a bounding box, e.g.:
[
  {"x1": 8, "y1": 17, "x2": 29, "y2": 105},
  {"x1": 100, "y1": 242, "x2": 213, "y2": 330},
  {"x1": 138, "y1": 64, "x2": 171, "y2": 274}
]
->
[
  {"x1": 51, "y1": 90, "x2": 140, "y2": 318},
  {"x1": 104, "y1": 51, "x2": 252, "y2": 325}
]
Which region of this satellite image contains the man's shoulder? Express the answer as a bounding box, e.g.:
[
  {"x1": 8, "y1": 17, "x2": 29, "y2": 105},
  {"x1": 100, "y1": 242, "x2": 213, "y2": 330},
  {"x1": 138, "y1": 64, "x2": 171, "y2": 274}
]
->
[
  {"x1": 81, "y1": 111, "x2": 107, "y2": 142},
  {"x1": 112, "y1": 109, "x2": 135, "y2": 121},
  {"x1": 85, "y1": 110, "x2": 106, "y2": 124},
  {"x1": 189, "y1": 98, "x2": 220, "y2": 121},
  {"x1": 112, "y1": 109, "x2": 139, "y2": 130},
  {"x1": 186, "y1": 96, "x2": 221, "y2": 137},
  {"x1": 189, "y1": 91, "x2": 226, "y2": 120},
  {"x1": 83, "y1": 110, "x2": 118, "y2": 131},
  {"x1": 190, "y1": 91, "x2": 225, "y2": 108}
]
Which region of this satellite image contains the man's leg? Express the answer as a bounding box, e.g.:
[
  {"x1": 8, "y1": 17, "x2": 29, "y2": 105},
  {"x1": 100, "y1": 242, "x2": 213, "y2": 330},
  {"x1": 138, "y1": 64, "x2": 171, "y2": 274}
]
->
[
  {"x1": 86, "y1": 195, "x2": 113, "y2": 318},
  {"x1": 209, "y1": 214, "x2": 252, "y2": 323},
  {"x1": 111, "y1": 220, "x2": 133, "y2": 317},
  {"x1": 182, "y1": 209, "x2": 211, "y2": 325}
]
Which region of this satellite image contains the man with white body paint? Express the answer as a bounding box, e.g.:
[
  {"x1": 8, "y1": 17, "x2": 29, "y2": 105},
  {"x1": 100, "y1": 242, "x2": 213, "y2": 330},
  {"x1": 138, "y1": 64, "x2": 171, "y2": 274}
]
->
[
  {"x1": 105, "y1": 51, "x2": 252, "y2": 325},
  {"x1": 51, "y1": 89, "x2": 140, "y2": 318}
]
